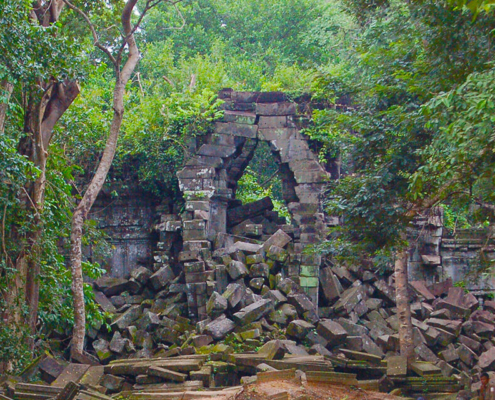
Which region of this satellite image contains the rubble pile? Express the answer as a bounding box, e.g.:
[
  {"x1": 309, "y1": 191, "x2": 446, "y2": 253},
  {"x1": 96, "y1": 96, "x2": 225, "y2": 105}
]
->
[
  {"x1": 0, "y1": 345, "x2": 463, "y2": 399},
  {"x1": 86, "y1": 201, "x2": 494, "y2": 388},
  {"x1": 3, "y1": 90, "x2": 492, "y2": 399}
]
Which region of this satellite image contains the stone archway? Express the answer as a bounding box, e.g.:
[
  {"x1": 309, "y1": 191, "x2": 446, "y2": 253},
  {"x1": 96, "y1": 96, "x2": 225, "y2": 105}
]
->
[{"x1": 176, "y1": 89, "x2": 329, "y2": 319}]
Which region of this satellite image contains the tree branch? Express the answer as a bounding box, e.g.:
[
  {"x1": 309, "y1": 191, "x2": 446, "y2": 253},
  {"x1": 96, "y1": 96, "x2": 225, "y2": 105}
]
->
[
  {"x1": 61, "y1": 0, "x2": 117, "y2": 66},
  {"x1": 40, "y1": 81, "x2": 81, "y2": 150},
  {"x1": 406, "y1": 179, "x2": 458, "y2": 218},
  {"x1": 474, "y1": 198, "x2": 495, "y2": 212}
]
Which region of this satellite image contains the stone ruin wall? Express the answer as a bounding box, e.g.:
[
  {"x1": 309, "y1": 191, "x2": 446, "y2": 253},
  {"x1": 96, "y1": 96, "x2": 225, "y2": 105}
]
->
[
  {"x1": 88, "y1": 187, "x2": 160, "y2": 278},
  {"x1": 174, "y1": 89, "x2": 330, "y2": 320},
  {"x1": 409, "y1": 208, "x2": 495, "y2": 294},
  {"x1": 89, "y1": 90, "x2": 495, "y2": 318}
]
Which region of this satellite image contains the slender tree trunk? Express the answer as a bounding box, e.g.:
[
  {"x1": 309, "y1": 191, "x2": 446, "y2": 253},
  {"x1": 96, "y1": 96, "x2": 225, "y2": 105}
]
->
[
  {"x1": 7, "y1": 81, "x2": 79, "y2": 344},
  {"x1": 70, "y1": 101, "x2": 126, "y2": 355},
  {"x1": 0, "y1": 80, "x2": 13, "y2": 134},
  {"x1": 69, "y1": 0, "x2": 140, "y2": 357},
  {"x1": 395, "y1": 248, "x2": 415, "y2": 362}
]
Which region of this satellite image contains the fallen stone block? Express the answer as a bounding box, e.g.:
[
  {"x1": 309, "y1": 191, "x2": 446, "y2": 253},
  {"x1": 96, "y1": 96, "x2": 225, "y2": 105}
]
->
[
  {"x1": 205, "y1": 315, "x2": 236, "y2": 340},
  {"x1": 306, "y1": 371, "x2": 358, "y2": 386},
  {"x1": 287, "y1": 293, "x2": 315, "y2": 314},
  {"x1": 52, "y1": 364, "x2": 90, "y2": 388},
  {"x1": 459, "y1": 334, "x2": 481, "y2": 352},
  {"x1": 53, "y1": 381, "x2": 80, "y2": 400},
  {"x1": 257, "y1": 340, "x2": 287, "y2": 360},
  {"x1": 94, "y1": 291, "x2": 117, "y2": 314},
  {"x1": 111, "y1": 305, "x2": 142, "y2": 331},
  {"x1": 95, "y1": 277, "x2": 130, "y2": 297},
  {"x1": 317, "y1": 319, "x2": 347, "y2": 346},
  {"x1": 222, "y1": 283, "x2": 245, "y2": 308},
  {"x1": 100, "y1": 374, "x2": 124, "y2": 393},
  {"x1": 136, "y1": 311, "x2": 161, "y2": 332},
  {"x1": 109, "y1": 331, "x2": 126, "y2": 354},
  {"x1": 262, "y1": 229, "x2": 292, "y2": 251},
  {"x1": 387, "y1": 356, "x2": 407, "y2": 377},
  {"x1": 286, "y1": 320, "x2": 315, "y2": 340},
  {"x1": 228, "y1": 197, "x2": 273, "y2": 227},
  {"x1": 92, "y1": 339, "x2": 113, "y2": 363},
  {"x1": 310, "y1": 344, "x2": 332, "y2": 357},
  {"x1": 39, "y1": 357, "x2": 64, "y2": 384},
  {"x1": 319, "y1": 268, "x2": 341, "y2": 302},
  {"x1": 410, "y1": 362, "x2": 442, "y2": 377},
  {"x1": 362, "y1": 334, "x2": 385, "y2": 357},
  {"x1": 333, "y1": 285, "x2": 365, "y2": 315},
  {"x1": 130, "y1": 267, "x2": 152, "y2": 285},
  {"x1": 257, "y1": 368, "x2": 296, "y2": 383},
  {"x1": 345, "y1": 336, "x2": 364, "y2": 352},
  {"x1": 427, "y1": 278, "x2": 453, "y2": 297},
  {"x1": 439, "y1": 345, "x2": 460, "y2": 363},
  {"x1": 426, "y1": 318, "x2": 463, "y2": 336},
  {"x1": 149, "y1": 266, "x2": 175, "y2": 291},
  {"x1": 457, "y1": 344, "x2": 477, "y2": 367},
  {"x1": 233, "y1": 299, "x2": 274, "y2": 325},
  {"x1": 434, "y1": 299, "x2": 470, "y2": 320},
  {"x1": 373, "y1": 280, "x2": 396, "y2": 304},
  {"x1": 478, "y1": 347, "x2": 495, "y2": 370},
  {"x1": 206, "y1": 291, "x2": 228, "y2": 317},
  {"x1": 340, "y1": 349, "x2": 382, "y2": 364},
  {"x1": 338, "y1": 318, "x2": 369, "y2": 337},
  {"x1": 414, "y1": 343, "x2": 440, "y2": 363},
  {"x1": 262, "y1": 290, "x2": 287, "y2": 305},
  {"x1": 446, "y1": 286, "x2": 479, "y2": 310},
  {"x1": 228, "y1": 261, "x2": 249, "y2": 280},
  {"x1": 430, "y1": 308, "x2": 452, "y2": 320},
  {"x1": 148, "y1": 366, "x2": 187, "y2": 382}
]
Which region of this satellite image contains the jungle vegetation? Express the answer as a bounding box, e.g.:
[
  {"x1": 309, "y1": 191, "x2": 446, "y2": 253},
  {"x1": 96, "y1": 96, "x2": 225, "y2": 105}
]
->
[{"x1": 1, "y1": 0, "x2": 494, "y2": 367}]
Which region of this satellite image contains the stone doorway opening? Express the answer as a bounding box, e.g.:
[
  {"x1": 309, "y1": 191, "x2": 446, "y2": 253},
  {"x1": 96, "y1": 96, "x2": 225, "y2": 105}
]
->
[{"x1": 176, "y1": 89, "x2": 329, "y2": 318}]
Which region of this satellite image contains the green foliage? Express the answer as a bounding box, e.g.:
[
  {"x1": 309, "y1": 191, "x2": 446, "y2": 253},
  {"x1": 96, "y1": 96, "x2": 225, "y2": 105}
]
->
[
  {"x1": 236, "y1": 141, "x2": 290, "y2": 222},
  {"x1": 411, "y1": 68, "x2": 495, "y2": 228},
  {"x1": 314, "y1": 0, "x2": 495, "y2": 263},
  {"x1": 0, "y1": 134, "x2": 35, "y2": 371},
  {"x1": 237, "y1": 168, "x2": 290, "y2": 222},
  {"x1": 0, "y1": 0, "x2": 83, "y2": 85},
  {"x1": 441, "y1": 204, "x2": 472, "y2": 232}
]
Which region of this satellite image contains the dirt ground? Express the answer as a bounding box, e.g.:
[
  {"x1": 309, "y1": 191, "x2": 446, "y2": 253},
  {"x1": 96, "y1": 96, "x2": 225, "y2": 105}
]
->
[{"x1": 228, "y1": 379, "x2": 403, "y2": 400}]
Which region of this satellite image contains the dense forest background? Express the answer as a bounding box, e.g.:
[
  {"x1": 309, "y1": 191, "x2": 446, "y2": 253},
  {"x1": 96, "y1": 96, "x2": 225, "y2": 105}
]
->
[{"x1": 1, "y1": 0, "x2": 495, "y2": 369}]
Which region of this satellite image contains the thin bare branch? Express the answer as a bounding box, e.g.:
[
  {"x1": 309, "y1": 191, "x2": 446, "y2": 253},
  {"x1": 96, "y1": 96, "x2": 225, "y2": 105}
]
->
[
  {"x1": 61, "y1": 0, "x2": 117, "y2": 66},
  {"x1": 116, "y1": 0, "x2": 161, "y2": 63},
  {"x1": 165, "y1": 2, "x2": 186, "y2": 31}
]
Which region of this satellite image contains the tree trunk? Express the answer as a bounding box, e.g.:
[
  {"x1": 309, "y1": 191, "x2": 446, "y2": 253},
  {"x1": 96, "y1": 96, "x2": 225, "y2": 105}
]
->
[
  {"x1": 0, "y1": 80, "x2": 13, "y2": 134},
  {"x1": 395, "y1": 249, "x2": 415, "y2": 362},
  {"x1": 69, "y1": 0, "x2": 140, "y2": 357},
  {"x1": 0, "y1": 0, "x2": 77, "y2": 364},
  {"x1": 8, "y1": 81, "x2": 80, "y2": 342},
  {"x1": 69, "y1": 102, "x2": 126, "y2": 356}
]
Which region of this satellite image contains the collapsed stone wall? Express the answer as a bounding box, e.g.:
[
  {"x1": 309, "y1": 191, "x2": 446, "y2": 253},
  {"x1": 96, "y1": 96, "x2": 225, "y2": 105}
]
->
[
  {"x1": 174, "y1": 89, "x2": 330, "y2": 320},
  {"x1": 89, "y1": 90, "x2": 495, "y2": 313},
  {"x1": 66, "y1": 89, "x2": 495, "y2": 398},
  {"x1": 408, "y1": 208, "x2": 495, "y2": 292}
]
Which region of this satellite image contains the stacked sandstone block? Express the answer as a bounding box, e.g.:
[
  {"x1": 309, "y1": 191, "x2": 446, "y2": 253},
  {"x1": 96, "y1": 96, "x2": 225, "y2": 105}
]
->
[{"x1": 175, "y1": 89, "x2": 329, "y2": 318}]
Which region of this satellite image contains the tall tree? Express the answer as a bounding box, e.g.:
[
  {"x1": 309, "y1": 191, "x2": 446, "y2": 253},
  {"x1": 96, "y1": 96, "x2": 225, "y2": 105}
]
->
[
  {"x1": 63, "y1": 0, "x2": 179, "y2": 357},
  {"x1": 1, "y1": 0, "x2": 80, "y2": 343},
  {"x1": 315, "y1": 0, "x2": 495, "y2": 362}
]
